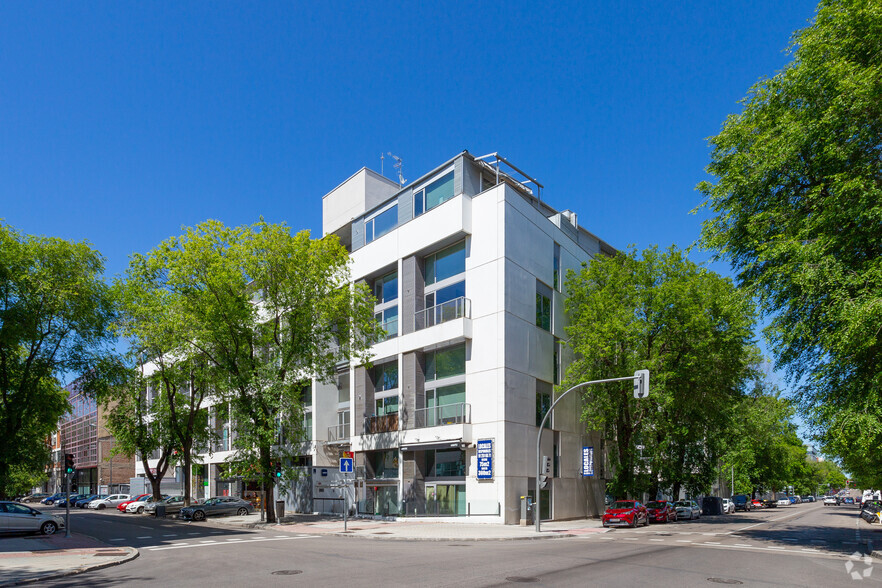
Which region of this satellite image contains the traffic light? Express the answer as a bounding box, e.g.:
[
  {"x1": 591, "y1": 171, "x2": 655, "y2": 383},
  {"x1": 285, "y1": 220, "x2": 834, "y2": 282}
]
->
[
  {"x1": 274, "y1": 462, "x2": 282, "y2": 478},
  {"x1": 64, "y1": 453, "x2": 75, "y2": 474},
  {"x1": 633, "y1": 369, "x2": 650, "y2": 399},
  {"x1": 70, "y1": 478, "x2": 78, "y2": 493}
]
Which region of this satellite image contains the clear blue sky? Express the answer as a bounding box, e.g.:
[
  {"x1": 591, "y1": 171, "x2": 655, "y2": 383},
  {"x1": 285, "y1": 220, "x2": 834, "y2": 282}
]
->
[{"x1": 1, "y1": 2, "x2": 819, "y2": 403}]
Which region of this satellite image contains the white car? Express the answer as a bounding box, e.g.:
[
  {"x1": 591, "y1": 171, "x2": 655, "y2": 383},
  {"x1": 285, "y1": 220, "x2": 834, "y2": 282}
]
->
[
  {"x1": 674, "y1": 500, "x2": 701, "y2": 520},
  {"x1": 823, "y1": 496, "x2": 839, "y2": 506},
  {"x1": 722, "y1": 498, "x2": 735, "y2": 514},
  {"x1": 88, "y1": 494, "x2": 132, "y2": 510},
  {"x1": 777, "y1": 498, "x2": 790, "y2": 507}
]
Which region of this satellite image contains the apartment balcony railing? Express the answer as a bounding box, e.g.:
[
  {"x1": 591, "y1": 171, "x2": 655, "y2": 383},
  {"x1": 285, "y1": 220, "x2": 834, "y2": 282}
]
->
[
  {"x1": 415, "y1": 297, "x2": 470, "y2": 331},
  {"x1": 411, "y1": 403, "x2": 471, "y2": 429},
  {"x1": 378, "y1": 316, "x2": 398, "y2": 341},
  {"x1": 363, "y1": 413, "x2": 399, "y2": 434},
  {"x1": 327, "y1": 423, "x2": 350, "y2": 442}
]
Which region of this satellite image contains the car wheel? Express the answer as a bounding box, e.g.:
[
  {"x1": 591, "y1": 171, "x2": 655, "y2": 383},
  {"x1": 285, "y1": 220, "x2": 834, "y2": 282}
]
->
[
  {"x1": 40, "y1": 521, "x2": 58, "y2": 535},
  {"x1": 193, "y1": 510, "x2": 206, "y2": 521},
  {"x1": 137, "y1": 506, "x2": 144, "y2": 514},
  {"x1": 237, "y1": 507, "x2": 249, "y2": 516},
  {"x1": 643, "y1": 515, "x2": 649, "y2": 527},
  {"x1": 98, "y1": 504, "x2": 106, "y2": 510}
]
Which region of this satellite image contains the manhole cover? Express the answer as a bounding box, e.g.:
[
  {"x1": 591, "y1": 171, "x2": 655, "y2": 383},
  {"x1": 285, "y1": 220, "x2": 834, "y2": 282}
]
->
[
  {"x1": 506, "y1": 577, "x2": 539, "y2": 583},
  {"x1": 707, "y1": 579, "x2": 743, "y2": 585},
  {"x1": 272, "y1": 570, "x2": 303, "y2": 576}
]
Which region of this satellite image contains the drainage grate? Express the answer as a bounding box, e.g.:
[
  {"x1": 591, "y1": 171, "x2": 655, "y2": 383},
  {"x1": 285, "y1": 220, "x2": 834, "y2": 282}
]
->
[
  {"x1": 272, "y1": 570, "x2": 303, "y2": 576},
  {"x1": 707, "y1": 579, "x2": 743, "y2": 585},
  {"x1": 506, "y1": 577, "x2": 539, "y2": 583}
]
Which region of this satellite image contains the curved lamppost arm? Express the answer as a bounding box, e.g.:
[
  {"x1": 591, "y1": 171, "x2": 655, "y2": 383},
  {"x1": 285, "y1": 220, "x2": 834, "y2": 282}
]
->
[{"x1": 535, "y1": 372, "x2": 648, "y2": 533}]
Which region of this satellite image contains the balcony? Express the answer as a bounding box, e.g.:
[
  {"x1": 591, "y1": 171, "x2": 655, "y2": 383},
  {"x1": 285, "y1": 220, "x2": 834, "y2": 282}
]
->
[
  {"x1": 327, "y1": 423, "x2": 350, "y2": 443},
  {"x1": 415, "y1": 297, "x2": 470, "y2": 331},
  {"x1": 364, "y1": 413, "x2": 399, "y2": 434},
  {"x1": 411, "y1": 403, "x2": 471, "y2": 429}
]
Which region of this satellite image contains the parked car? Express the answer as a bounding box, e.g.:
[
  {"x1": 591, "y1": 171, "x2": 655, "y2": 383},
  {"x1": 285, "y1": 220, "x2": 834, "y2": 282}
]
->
[
  {"x1": 763, "y1": 498, "x2": 778, "y2": 508},
  {"x1": 127, "y1": 495, "x2": 170, "y2": 514},
  {"x1": 74, "y1": 494, "x2": 102, "y2": 508},
  {"x1": 843, "y1": 497, "x2": 856, "y2": 506},
  {"x1": 0, "y1": 501, "x2": 66, "y2": 535},
  {"x1": 87, "y1": 494, "x2": 131, "y2": 510},
  {"x1": 601, "y1": 500, "x2": 649, "y2": 528},
  {"x1": 20, "y1": 493, "x2": 51, "y2": 504},
  {"x1": 777, "y1": 498, "x2": 791, "y2": 507},
  {"x1": 788, "y1": 496, "x2": 799, "y2": 505},
  {"x1": 674, "y1": 500, "x2": 701, "y2": 520},
  {"x1": 823, "y1": 495, "x2": 839, "y2": 506},
  {"x1": 41, "y1": 493, "x2": 65, "y2": 505},
  {"x1": 803, "y1": 495, "x2": 815, "y2": 503},
  {"x1": 57, "y1": 494, "x2": 88, "y2": 508},
  {"x1": 732, "y1": 495, "x2": 752, "y2": 512},
  {"x1": 118, "y1": 494, "x2": 151, "y2": 513},
  {"x1": 143, "y1": 495, "x2": 197, "y2": 516},
  {"x1": 722, "y1": 498, "x2": 735, "y2": 514},
  {"x1": 751, "y1": 499, "x2": 764, "y2": 509},
  {"x1": 179, "y1": 496, "x2": 254, "y2": 521},
  {"x1": 645, "y1": 501, "x2": 678, "y2": 523}
]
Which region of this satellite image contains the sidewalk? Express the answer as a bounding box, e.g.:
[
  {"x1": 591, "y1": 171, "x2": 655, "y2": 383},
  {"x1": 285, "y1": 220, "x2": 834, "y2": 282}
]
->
[
  {"x1": 211, "y1": 512, "x2": 608, "y2": 540},
  {"x1": 0, "y1": 533, "x2": 138, "y2": 587}
]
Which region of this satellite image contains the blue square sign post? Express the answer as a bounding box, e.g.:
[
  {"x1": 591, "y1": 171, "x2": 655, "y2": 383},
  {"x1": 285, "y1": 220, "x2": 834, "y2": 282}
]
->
[
  {"x1": 582, "y1": 447, "x2": 594, "y2": 477},
  {"x1": 340, "y1": 457, "x2": 353, "y2": 474}
]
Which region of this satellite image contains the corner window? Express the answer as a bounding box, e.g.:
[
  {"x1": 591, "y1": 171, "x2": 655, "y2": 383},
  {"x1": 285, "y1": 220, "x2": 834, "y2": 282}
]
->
[
  {"x1": 536, "y1": 281, "x2": 552, "y2": 331},
  {"x1": 414, "y1": 171, "x2": 455, "y2": 217},
  {"x1": 365, "y1": 204, "x2": 398, "y2": 244}
]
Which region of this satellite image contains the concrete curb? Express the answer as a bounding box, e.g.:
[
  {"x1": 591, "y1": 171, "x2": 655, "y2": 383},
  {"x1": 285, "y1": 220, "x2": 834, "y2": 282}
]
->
[{"x1": 0, "y1": 547, "x2": 139, "y2": 588}]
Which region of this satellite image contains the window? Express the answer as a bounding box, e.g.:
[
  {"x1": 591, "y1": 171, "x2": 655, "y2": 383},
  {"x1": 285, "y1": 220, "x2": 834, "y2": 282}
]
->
[
  {"x1": 536, "y1": 380, "x2": 552, "y2": 428},
  {"x1": 373, "y1": 272, "x2": 398, "y2": 304},
  {"x1": 553, "y1": 242, "x2": 561, "y2": 291},
  {"x1": 337, "y1": 373, "x2": 350, "y2": 403},
  {"x1": 553, "y1": 337, "x2": 561, "y2": 385},
  {"x1": 426, "y1": 383, "x2": 466, "y2": 426},
  {"x1": 374, "y1": 362, "x2": 398, "y2": 392},
  {"x1": 365, "y1": 204, "x2": 398, "y2": 244},
  {"x1": 426, "y1": 449, "x2": 466, "y2": 477},
  {"x1": 375, "y1": 395, "x2": 399, "y2": 416},
  {"x1": 536, "y1": 280, "x2": 551, "y2": 331},
  {"x1": 300, "y1": 385, "x2": 312, "y2": 408},
  {"x1": 425, "y1": 344, "x2": 466, "y2": 381},
  {"x1": 375, "y1": 306, "x2": 399, "y2": 339},
  {"x1": 414, "y1": 171, "x2": 455, "y2": 217},
  {"x1": 425, "y1": 241, "x2": 466, "y2": 285}
]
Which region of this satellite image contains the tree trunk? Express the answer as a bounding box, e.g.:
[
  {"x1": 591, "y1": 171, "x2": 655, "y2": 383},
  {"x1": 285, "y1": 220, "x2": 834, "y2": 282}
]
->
[
  {"x1": 260, "y1": 444, "x2": 276, "y2": 523},
  {"x1": 182, "y1": 441, "x2": 193, "y2": 506}
]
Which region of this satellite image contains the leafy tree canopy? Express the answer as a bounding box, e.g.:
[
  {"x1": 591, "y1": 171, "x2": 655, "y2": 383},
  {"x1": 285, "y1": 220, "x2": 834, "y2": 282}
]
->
[
  {"x1": 696, "y1": 0, "x2": 882, "y2": 469},
  {"x1": 0, "y1": 222, "x2": 116, "y2": 498}
]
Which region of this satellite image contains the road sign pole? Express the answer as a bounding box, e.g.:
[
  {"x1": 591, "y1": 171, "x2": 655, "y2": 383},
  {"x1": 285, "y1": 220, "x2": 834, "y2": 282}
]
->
[{"x1": 64, "y1": 472, "x2": 71, "y2": 538}]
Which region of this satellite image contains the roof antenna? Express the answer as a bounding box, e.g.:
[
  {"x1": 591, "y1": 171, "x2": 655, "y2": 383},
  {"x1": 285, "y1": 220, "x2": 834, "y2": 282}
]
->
[
  {"x1": 380, "y1": 152, "x2": 384, "y2": 176},
  {"x1": 387, "y1": 152, "x2": 406, "y2": 186}
]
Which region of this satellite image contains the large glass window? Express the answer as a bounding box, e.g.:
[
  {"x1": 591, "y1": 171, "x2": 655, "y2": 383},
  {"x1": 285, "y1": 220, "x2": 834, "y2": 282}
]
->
[
  {"x1": 536, "y1": 280, "x2": 552, "y2": 331},
  {"x1": 426, "y1": 449, "x2": 466, "y2": 477},
  {"x1": 425, "y1": 241, "x2": 466, "y2": 285},
  {"x1": 553, "y1": 242, "x2": 561, "y2": 291},
  {"x1": 375, "y1": 306, "x2": 398, "y2": 339},
  {"x1": 374, "y1": 362, "x2": 398, "y2": 392},
  {"x1": 375, "y1": 395, "x2": 399, "y2": 416},
  {"x1": 425, "y1": 344, "x2": 466, "y2": 381},
  {"x1": 536, "y1": 380, "x2": 552, "y2": 428},
  {"x1": 414, "y1": 171, "x2": 455, "y2": 217},
  {"x1": 365, "y1": 204, "x2": 398, "y2": 244},
  {"x1": 424, "y1": 280, "x2": 465, "y2": 314},
  {"x1": 426, "y1": 383, "x2": 466, "y2": 426},
  {"x1": 373, "y1": 272, "x2": 398, "y2": 304}
]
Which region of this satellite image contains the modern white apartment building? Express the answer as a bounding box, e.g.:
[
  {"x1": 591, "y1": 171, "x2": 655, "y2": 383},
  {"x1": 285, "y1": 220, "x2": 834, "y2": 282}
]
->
[{"x1": 135, "y1": 151, "x2": 616, "y2": 524}]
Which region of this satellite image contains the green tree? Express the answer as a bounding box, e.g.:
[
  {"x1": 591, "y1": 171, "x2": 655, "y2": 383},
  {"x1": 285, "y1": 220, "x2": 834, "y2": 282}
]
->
[
  {"x1": 0, "y1": 223, "x2": 116, "y2": 499},
  {"x1": 696, "y1": 0, "x2": 882, "y2": 476},
  {"x1": 564, "y1": 246, "x2": 756, "y2": 499},
  {"x1": 127, "y1": 220, "x2": 380, "y2": 522}
]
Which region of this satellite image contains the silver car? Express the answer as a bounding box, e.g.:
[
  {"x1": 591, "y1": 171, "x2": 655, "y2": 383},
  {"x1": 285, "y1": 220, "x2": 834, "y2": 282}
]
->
[
  {"x1": 87, "y1": 493, "x2": 131, "y2": 510},
  {"x1": 674, "y1": 500, "x2": 701, "y2": 520},
  {"x1": 0, "y1": 501, "x2": 66, "y2": 535},
  {"x1": 144, "y1": 495, "x2": 199, "y2": 516}
]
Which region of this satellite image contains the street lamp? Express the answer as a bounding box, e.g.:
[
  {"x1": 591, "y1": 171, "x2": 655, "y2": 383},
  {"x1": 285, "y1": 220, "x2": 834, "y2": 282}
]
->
[{"x1": 89, "y1": 423, "x2": 113, "y2": 494}]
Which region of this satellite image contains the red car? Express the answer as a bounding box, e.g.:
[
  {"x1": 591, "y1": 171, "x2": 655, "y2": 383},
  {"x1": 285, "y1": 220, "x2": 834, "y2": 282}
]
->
[
  {"x1": 602, "y1": 500, "x2": 649, "y2": 528},
  {"x1": 751, "y1": 499, "x2": 764, "y2": 509},
  {"x1": 645, "y1": 500, "x2": 678, "y2": 523},
  {"x1": 117, "y1": 494, "x2": 150, "y2": 512}
]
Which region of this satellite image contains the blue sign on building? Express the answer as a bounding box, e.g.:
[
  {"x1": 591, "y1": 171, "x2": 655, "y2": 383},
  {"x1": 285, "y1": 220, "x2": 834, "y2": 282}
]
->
[
  {"x1": 582, "y1": 446, "x2": 594, "y2": 477},
  {"x1": 477, "y1": 439, "x2": 493, "y2": 480}
]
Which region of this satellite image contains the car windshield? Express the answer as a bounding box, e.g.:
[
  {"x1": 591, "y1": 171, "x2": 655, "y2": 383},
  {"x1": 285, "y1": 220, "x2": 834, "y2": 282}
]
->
[
  {"x1": 609, "y1": 501, "x2": 635, "y2": 509},
  {"x1": 674, "y1": 501, "x2": 691, "y2": 507},
  {"x1": 646, "y1": 502, "x2": 665, "y2": 508}
]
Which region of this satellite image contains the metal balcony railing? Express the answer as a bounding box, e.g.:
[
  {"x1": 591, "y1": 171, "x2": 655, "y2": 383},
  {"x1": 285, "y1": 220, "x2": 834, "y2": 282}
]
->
[
  {"x1": 415, "y1": 297, "x2": 470, "y2": 331},
  {"x1": 411, "y1": 403, "x2": 471, "y2": 429},
  {"x1": 327, "y1": 423, "x2": 350, "y2": 442},
  {"x1": 363, "y1": 413, "x2": 399, "y2": 434}
]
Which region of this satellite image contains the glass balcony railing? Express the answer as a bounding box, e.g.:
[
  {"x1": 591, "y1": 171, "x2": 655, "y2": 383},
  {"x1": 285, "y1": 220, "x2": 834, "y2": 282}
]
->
[
  {"x1": 415, "y1": 297, "x2": 470, "y2": 331},
  {"x1": 411, "y1": 403, "x2": 470, "y2": 429},
  {"x1": 327, "y1": 423, "x2": 350, "y2": 442}
]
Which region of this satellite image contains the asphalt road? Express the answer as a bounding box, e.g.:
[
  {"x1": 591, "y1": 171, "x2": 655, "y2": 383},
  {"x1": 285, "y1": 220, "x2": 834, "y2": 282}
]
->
[{"x1": 28, "y1": 502, "x2": 882, "y2": 587}]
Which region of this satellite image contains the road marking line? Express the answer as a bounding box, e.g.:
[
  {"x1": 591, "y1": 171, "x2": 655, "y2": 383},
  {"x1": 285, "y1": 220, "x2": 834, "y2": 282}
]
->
[
  {"x1": 146, "y1": 536, "x2": 311, "y2": 551},
  {"x1": 734, "y1": 543, "x2": 751, "y2": 547},
  {"x1": 187, "y1": 532, "x2": 200, "y2": 535},
  {"x1": 199, "y1": 540, "x2": 217, "y2": 544},
  {"x1": 136, "y1": 536, "x2": 151, "y2": 539},
  {"x1": 274, "y1": 535, "x2": 287, "y2": 538},
  {"x1": 649, "y1": 539, "x2": 665, "y2": 542},
  {"x1": 801, "y1": 548, "x2": 819, "y2": 552},
  {"x1": 767, "y1": 546, "x2": 785, "y2": 550},
  {"x1": 623, "y1": 538, "x2": 638, "y2": 541},
  {"x1": 783, "y1": 538, "x2": 798, "y2": 541},
  {"x1": 109, "y1": 538, "x2": 125, "y2": 541},
  {"x1": 676, "y1": 540, "x2": 692, "y2": 543},
  {"x1": 704, "y1": 541, "x2": 720, "y2": 545},
  {"x1": 162, "y1": 534, "x2": 177, "y2": 537},
  {"x1": 137, "y1": 525, "x2": 152, "y2": 529}
]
